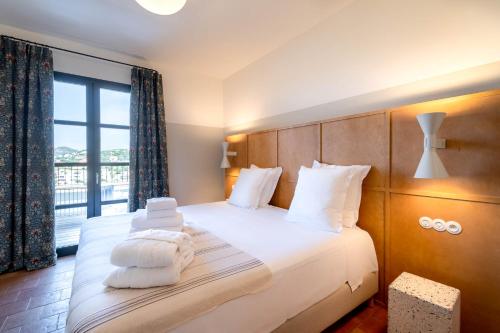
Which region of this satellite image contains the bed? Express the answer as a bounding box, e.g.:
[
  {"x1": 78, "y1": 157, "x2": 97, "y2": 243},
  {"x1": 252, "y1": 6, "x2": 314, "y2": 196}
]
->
[{"x1": 66, "y1": 201, "x2": 378, "y2": 333}]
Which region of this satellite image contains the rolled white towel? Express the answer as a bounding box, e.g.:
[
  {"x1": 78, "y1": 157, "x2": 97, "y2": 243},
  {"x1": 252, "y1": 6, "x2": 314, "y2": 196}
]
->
[
  {"x1": 147, "y1": 208, "x2": 177, "y2": 219},
  {"x1": 131, "y1": 210, "x2": 183, "y2": 229},
  {"x1": 147, "y1": 197, "x2": 177, "y2": 211},
  {"x1": 111, "y1": 229, "x2": 193, "y2": 268},
  {"x1": 104, "y1": 249, "x2": 194, "y2": 289}
]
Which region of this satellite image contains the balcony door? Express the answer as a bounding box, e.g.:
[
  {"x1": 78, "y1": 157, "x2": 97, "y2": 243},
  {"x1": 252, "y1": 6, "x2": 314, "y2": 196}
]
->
[{"x1": 54, "y1": 72, "x2": 131, "y2": 249}]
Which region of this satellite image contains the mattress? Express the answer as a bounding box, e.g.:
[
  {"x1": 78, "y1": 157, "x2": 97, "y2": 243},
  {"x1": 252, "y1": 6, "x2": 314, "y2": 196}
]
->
[{"x1": 68, "y1": 201, "x2": 378, "y2": 333}]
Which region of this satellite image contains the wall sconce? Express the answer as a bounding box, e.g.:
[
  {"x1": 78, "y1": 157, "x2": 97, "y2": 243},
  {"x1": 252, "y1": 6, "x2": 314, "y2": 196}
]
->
[
  {"x1": 414, "y1": 112, "x2": 449, "y2": 179},
  {"x1": 221, "y1": 142, "x2": 237, "y2": 169}
]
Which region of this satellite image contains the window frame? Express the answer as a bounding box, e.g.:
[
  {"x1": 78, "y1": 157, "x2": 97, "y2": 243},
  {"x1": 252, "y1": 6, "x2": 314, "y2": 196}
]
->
[{"x1": 54, "y1": 72, "x2": 131, "y2": 218}]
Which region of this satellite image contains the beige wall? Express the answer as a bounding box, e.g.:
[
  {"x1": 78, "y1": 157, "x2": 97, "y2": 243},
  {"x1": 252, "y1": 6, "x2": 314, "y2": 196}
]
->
[
  {"x1": 157, "y1": 65, "x2": 224, "y2": 128},
  {"x1": 223, "y1": 0, "x2": 500, "y2": 131},
  {"x1": 166, "y1": 123, "x2": 224, "y2": 205},
  {"x1": 1, "y1": 24, "x2": 225, "y2": 205}
]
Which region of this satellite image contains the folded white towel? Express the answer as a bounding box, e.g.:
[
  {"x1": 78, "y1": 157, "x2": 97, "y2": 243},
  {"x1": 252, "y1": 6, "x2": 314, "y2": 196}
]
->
[
  {"x1": 147, "y1": 197, "x2": 177, "y2": 211},
  {"x1": 104, "y1": 250, "x2": 194, "y2": 288},
  {"x1": 131, "y1": 210, "x2": 183, "y2": 229},
  {"x1": 111, "y1": 229, "x2": 193, "y2": 268},
  {"x1": 147, "y1": 208, "x2": 177, "y2": 219},
  {"x1": 129, "y1": 225, "x2": 183, "y2": 233}
]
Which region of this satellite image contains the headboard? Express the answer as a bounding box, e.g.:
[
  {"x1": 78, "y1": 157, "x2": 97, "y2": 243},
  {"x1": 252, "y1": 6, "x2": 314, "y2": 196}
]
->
[{"x1": 224, "y1": 89, "x2": 500, "y2": 332}]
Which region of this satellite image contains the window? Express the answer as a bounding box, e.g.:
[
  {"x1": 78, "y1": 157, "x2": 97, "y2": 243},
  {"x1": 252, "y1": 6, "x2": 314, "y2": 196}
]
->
[{"x1": 54, "y1": 73, "x2": 131, "y2": 250}]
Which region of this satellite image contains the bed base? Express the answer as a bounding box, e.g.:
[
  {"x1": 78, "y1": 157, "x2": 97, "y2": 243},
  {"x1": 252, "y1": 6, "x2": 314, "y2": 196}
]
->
[{"x1": 273, "y1": 271, "x2": 379, "y2": 333}]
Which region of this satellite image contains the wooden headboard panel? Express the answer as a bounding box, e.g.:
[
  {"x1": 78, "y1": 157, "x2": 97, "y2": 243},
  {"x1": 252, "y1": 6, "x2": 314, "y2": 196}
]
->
[{"x1": 225, "y1": 89, "x2": 500, "y2": 332}]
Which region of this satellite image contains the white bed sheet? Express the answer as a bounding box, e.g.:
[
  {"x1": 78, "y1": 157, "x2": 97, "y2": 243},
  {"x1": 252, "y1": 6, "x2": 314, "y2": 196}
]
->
[{"x1": 172, "y1": 201, "x2": 378, "y2": 333}]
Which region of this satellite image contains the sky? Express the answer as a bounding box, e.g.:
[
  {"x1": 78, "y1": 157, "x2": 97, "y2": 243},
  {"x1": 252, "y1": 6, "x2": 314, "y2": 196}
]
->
[{"x1": 54, "y1": 81, "x2": 130, "y2": 151}]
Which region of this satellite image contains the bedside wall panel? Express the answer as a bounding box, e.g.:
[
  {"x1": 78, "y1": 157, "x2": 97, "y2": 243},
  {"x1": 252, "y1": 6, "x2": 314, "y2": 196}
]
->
[
  {"x1": 248, "y1": 131, "x2": 277, "y2": 168},
  {"x1": 224, "y1": 89, "x2": 500, "y2": 330},
  {"x1": 389, "y1": 194, "x2": 500, "y2": 333},
  {"x1": 322, "y1": 113, "x2": 387, "y2": 189}
]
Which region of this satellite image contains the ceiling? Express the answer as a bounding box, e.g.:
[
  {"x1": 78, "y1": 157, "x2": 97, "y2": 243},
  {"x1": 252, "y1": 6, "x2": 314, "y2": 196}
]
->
[{"x1": 0, "y1": 0, "x2": 352, "y2": 78}]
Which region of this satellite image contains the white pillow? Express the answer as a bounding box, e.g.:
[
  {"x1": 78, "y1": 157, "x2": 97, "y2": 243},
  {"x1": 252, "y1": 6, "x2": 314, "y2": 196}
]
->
[
  {"x1": 228, "y1": 168, "x2": 269, "y2": 209},
  {"x1": 250, "y1": 164, "x2": 282, "y2": 206},
  {"x1": 312, "y1": 160, "x2": 371, "y2": 227},
  {"x1": 286, "y1": 166, "x2": 353, "y2": 232}
]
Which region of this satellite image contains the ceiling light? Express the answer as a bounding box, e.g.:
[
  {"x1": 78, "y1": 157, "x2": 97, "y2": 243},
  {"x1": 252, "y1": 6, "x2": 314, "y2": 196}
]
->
[{"x1": 135, "y1": 0, "x2": 187, "y2": 15}]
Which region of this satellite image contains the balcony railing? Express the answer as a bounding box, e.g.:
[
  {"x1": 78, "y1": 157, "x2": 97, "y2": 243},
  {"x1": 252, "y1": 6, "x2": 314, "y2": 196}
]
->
[
  {"x1": 55, "y1": 163, "x2": 129, "y2": 248},
  {"x1": 55, "y1": 164, "x2": 130, "y2": 207}
]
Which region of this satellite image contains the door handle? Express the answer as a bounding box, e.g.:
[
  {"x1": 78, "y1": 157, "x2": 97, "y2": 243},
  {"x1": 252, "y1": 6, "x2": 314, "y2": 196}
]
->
[{"x1": 96, "y1": 172, "x2": 99, "y2": 185}]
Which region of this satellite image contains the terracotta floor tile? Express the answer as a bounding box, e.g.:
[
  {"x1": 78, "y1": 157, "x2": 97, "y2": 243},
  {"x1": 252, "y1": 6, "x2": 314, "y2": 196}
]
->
[
  {"x1": 323, "y1": 302, "x2": 387, "y2": 333},
  {"x1": 1, "y1": 327, "x2": 21, "y2": 333},
  {"x1": 324, "y1": 313, "x2": 361, "y2": 332},
  {"x1": 27, "y1": 291, "x2": 61, "y2": 309},
  {"x1": 58, "y1": 288, "x2": 71, "y2": 302},
  {"x1": 357, "y1": 316, "x2": 388, "y2": 333},
  {"x1": 350, "y1": 328, "x2": 365, "y2": 333},
  {"x1": 39, "y1": 300, "x2": 69, "y2": 319},
  {"x1": 16, "y1": 279, "x2": 71, "y2": 300},
  {"x1": 0, "y1": 291, "x2": 20, "y2": 306},
  {"x1": 57, "y1": 312, "x2": 66, "y2": 330},
  {"x1": 36, "y1": 271, "x2": 73, "y2": 287},
  {"x1": 19, "y1": 314, "x2": 58, "y2": 333},
  {"x1": 0, "y1": 278, "x2": 39, "y2": 294},
  {"x1": 2, "y1": 307, "x2": 43, "y2": 331},
  {"x1": 0, "y1": 299, "x2": 30, "y2": 318}
]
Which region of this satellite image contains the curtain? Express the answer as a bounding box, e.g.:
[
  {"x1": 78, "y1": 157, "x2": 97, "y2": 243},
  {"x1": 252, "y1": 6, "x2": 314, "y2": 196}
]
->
[
  {"x1": 0, "y1": 37, "x2": 56, "y2": 273},
  {"x1": 129, "y1": 67, "x2": 169, "y2": 211}
]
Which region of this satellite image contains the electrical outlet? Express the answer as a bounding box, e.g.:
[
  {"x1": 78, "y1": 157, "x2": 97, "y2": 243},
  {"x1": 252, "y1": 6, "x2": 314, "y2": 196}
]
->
[
  {"x1": 446, "y1": 221, "x2": 462, "y2": 235},
  {"x1": 419, "y1": 216, "x2": 462, "y2": 235},
  {"x1": 419, "y1": 216, "x2": 433, "y2": 229}
]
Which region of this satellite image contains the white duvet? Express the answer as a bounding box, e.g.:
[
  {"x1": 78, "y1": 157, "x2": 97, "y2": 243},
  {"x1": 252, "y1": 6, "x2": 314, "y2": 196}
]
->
[
  {"x1": 173, "y1": 201, "x2": 378, "y2": 333},
  {"x1": 70, "y1": 201, "x2": 378, "y2": 333}
]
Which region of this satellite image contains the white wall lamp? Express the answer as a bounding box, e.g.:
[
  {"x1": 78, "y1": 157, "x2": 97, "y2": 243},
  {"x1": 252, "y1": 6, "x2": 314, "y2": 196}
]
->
[
  {"x1": 221, "y1": 142, "x2": 237, "y2": 169},
  {"x1": 414, "y1": 112, "x2": 449, "y2": 179}
]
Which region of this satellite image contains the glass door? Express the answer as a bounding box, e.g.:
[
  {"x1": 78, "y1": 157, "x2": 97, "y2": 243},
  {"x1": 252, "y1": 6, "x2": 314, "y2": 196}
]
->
[
  {"x1": 54, "y1": 73, "x2": 131, "y2": 251},
  {"x1": 54, "y1": 78, "x2": 89, "y2": 249},
  {"x1": 97, "y1": 87, "x2": 130, "y2": 216}
]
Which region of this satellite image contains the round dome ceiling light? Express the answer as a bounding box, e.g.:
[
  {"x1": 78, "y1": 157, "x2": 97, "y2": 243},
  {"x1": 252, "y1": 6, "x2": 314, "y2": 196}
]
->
[{"x1": 135, "y1": 0, "x2": 187, "y2": 15}]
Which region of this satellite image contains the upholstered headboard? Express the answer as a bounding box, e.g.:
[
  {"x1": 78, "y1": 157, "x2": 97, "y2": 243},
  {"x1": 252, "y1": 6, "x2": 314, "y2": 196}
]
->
[{"x1": 224, "y1": 89, "x2": 500, "y2": 332}]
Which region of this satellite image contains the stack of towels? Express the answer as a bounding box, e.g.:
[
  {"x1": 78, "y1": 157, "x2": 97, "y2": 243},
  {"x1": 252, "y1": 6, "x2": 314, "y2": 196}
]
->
[
  {"x1": 131, "y1": 197, "x2": 184, "y2": 232},
  {"x1": 104, "y1": 229, "x2": 194, "y2": 288}
]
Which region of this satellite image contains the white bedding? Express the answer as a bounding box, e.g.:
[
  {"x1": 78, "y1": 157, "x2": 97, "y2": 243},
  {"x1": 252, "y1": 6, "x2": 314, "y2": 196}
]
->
[
  {"x1": 69, "y1": 201, "x2": 378, "y2": 333},
  {"x1": 173, "y1": 201, "x2": 378, "y2": 333}
]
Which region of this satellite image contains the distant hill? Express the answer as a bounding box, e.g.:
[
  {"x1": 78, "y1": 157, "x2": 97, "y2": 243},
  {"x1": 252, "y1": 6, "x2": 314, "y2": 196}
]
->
[
  {"x1": 55, "y1": 146, "x2": 78, "y2": 156},
  {"x1": 55, "y1": 146, "x2": 128, "y2": 163}
]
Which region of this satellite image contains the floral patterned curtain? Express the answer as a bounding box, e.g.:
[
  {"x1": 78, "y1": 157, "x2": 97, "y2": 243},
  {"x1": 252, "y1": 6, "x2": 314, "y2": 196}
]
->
[
  {"x1": 0, "y1": 36, "x2": 56, "y2": 273},
  {"x1": 128, "y1": 67, "x2": 169, "y2": 211}
]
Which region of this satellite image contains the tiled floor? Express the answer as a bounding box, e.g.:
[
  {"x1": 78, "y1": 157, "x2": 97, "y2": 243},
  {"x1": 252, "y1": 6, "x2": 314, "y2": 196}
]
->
[
  {"x1": 324, "y1": 300, "x2": 388, "y2": 333},
  {"x1": 0, "y1": 256, "x2": 75, "y2": 332},
  {"x1": 0, "y1": 256, "x2": 387, "y2": 332}
]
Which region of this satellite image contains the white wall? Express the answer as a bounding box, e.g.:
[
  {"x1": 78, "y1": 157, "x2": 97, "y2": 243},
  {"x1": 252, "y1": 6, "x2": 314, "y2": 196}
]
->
[
  {"x1": 1, "y1": 24, "x2": 225, "y2": 205},
  {"x1": 157, "y1": 65, "x2": 224, "y2": 128},
  {"x1": 223, "y1": 0, "x2": 500, "y2": 130},
  {"x1": 0, "y1": 23, "x2": 144, "y2": 84}
]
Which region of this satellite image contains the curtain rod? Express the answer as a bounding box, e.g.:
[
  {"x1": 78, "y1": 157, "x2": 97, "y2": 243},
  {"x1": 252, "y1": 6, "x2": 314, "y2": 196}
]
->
[{"x1": 1, "y1": 34, "x2": 157, "y2": 73}]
